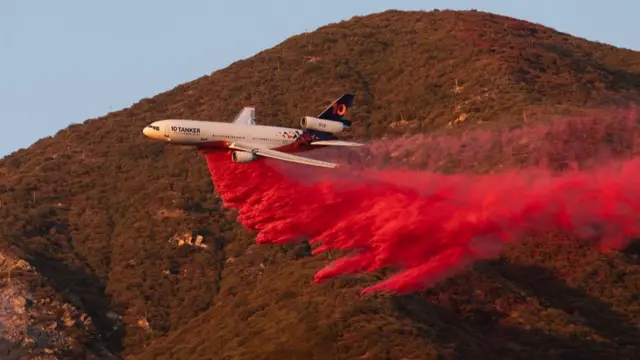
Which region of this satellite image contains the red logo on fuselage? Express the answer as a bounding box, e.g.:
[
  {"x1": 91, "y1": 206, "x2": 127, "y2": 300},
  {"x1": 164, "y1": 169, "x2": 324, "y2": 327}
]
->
[{"x1": 281, "y1": 131, "x2": 300, "y2": 139}]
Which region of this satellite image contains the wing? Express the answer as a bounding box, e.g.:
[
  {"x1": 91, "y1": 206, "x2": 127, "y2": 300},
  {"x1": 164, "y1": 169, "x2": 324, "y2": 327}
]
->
[
  {"x1": 231, "y1": 107, "x2": 256, "y2": 126},
  {"x1": 310, "y1": 139, "x2": 364, "y2": 147},
  {"x1": 229, "y1": 142, "x2": 339, "y2": 168}
]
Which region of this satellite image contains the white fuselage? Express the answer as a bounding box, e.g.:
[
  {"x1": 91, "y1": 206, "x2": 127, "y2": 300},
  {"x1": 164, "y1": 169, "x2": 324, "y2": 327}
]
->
[{"x1": 142, "y1": 119, "x2": 305, "y2": 151}]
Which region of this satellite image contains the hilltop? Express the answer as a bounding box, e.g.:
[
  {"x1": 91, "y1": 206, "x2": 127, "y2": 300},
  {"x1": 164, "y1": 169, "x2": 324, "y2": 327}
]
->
[{"x1": 1, "y1": 9, "x2": 640, "y2": 359}]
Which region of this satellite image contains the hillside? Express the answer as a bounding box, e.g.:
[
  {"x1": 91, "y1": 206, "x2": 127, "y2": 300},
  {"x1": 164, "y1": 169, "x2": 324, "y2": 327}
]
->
[{"x1": 1, "y1": 8, "x2": 640, "y2": 359}]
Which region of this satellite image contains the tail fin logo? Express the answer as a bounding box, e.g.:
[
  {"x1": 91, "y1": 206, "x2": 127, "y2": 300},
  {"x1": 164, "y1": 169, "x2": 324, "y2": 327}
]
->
[
  {"x1": 332, "y1": 103, "x2": 347, "y2": 116},
  {"x1": 318, "y1": 93, "x2": 355, "y2": 121}
]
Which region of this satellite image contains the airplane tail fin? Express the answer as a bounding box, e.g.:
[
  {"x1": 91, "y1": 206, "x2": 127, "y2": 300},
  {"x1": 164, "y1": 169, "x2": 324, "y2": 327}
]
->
[{"x1": 317, "y1": 94, "x2": 355, "y2": 127}]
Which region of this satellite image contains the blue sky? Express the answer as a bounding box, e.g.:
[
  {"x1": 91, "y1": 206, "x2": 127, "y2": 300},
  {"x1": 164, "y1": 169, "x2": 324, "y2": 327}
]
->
[{"x1": 1, "y1": 0, "x2": 638, "y2": 157}]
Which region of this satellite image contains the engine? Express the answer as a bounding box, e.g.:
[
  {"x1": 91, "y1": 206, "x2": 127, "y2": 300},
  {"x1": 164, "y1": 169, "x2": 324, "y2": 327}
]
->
[
  {"x1": 300, "y1": 116, "x2": 347, "y2": 134},
  {"x1": 231, "y1": 151, "x2": 258, "y2": 163}
]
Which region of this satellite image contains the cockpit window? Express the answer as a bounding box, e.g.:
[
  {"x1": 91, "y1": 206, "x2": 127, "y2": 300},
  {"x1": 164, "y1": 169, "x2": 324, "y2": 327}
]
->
[{"x1": 146, "y1": 125, "x2": 160, "y2": 131}]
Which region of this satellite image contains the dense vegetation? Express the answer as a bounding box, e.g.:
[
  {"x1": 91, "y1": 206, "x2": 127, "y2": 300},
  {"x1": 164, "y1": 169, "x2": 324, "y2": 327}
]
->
[{"x1": 1, "y1": 9, "x2": 639, "y2": 359}]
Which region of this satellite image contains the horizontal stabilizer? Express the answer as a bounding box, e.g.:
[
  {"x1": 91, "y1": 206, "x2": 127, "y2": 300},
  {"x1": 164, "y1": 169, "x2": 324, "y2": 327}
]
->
[{"x1": 311, "y1": 140, "x2": 364, "y2": 147}]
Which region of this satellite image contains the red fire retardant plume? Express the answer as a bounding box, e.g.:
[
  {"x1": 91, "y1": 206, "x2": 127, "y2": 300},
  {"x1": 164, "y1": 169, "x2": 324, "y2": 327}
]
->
[{"x1": 202, "y1": 111, "x2": 640, "y2": 295}]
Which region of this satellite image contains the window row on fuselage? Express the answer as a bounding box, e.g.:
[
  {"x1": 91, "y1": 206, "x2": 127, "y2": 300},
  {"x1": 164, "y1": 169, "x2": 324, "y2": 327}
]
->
[{"x1": 208, "y1": 133, "x2": 293, "y2": 143}]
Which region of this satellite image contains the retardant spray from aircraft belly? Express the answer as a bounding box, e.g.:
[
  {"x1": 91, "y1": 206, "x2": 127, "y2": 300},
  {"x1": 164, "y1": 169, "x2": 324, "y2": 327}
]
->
[{"x1": 204, "y1": 108, "x2": 640, "y2": 295}]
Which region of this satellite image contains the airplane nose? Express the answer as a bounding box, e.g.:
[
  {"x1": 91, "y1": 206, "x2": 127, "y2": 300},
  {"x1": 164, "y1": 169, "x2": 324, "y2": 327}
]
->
[{"x1": 142, "y1": 127, "x2": 150, "y2": 137}]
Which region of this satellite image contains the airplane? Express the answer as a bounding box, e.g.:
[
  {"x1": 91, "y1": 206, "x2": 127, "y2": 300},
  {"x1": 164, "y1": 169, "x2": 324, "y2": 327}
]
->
[{"x1": 142, "y1": 94, "x2": 364, "y2": 168}]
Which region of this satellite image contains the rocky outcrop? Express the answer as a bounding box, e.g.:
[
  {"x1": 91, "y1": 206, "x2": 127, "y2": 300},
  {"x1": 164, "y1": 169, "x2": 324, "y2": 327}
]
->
[
  {"x1": 170, "y1": 231, "x2": 208, "y2": 249},
  {"x1": 0, "y1": 251, "x2": 113, "y2": 359}
]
